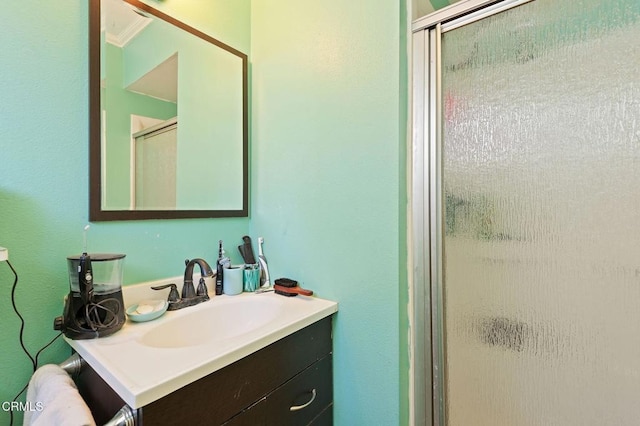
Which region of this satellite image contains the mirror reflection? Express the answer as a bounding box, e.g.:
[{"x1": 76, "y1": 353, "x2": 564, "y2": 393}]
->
[{"x1": 90, "y1": 0, "x2": 248, "y2": 220}]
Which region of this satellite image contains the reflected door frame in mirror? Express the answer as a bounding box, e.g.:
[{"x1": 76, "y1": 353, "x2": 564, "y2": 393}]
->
[{"x1": 89, "y1": 0, "x2": 249, "y2": 221}]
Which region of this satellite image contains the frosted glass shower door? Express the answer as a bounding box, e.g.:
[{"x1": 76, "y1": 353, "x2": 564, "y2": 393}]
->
[
  {"x1": 134, "y1": 125, "x2": 177, "y2": 210},
  {"x1": 440, "y1": 0, "x2": 640, "y2": 424}
]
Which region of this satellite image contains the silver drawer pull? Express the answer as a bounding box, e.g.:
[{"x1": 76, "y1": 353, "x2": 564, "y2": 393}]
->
[{"x1": 290, "y1": 388, "x2": 317, "y2": 412}]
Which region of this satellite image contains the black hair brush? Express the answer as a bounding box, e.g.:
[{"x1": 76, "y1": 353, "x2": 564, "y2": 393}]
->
[{"x1": 273, "y1": 278, "x2": 313, "y2": 297}]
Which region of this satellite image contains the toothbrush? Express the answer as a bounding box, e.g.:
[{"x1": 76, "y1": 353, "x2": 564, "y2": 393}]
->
[
  {"x1": 215, "y1": 240, "x2": 224, "y2": 295},
  {"x1": 257, "y1": 237, "x2": 270, "y2": 288},
  {"x1": 82, "y1": 224, "x2": 90, "y2": 254}
]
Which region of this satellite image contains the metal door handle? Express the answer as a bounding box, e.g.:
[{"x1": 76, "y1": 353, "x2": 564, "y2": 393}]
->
[{"x1": 290, "y1": 388, "x2": 317, "y2": 412}]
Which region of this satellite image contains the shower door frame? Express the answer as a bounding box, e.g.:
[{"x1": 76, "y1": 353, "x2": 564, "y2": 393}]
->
[{"x1": 410, "y1": 1, "x2": 533, "y2": 425}]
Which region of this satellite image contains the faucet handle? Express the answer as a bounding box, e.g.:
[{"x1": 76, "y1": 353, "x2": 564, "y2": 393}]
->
[
  {"x1": 151, "y1": 283, "x2": 180, "y2": 302},
  {"x1": 196, "y1": 277, "x2": 208, "y2": 297}
]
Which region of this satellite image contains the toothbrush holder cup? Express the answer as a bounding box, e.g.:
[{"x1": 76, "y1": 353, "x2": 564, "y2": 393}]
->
[
  {"x1": 243, "y1": 266, "x2": 260, "y2": 292},
  {"x1": 223, "y1": 266, "x2": 244, "y2": 295}
]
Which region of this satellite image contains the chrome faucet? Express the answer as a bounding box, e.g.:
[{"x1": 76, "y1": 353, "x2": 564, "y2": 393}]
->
[{"x1": 151, "y1": 258, "x2": 214, "y2": 310}]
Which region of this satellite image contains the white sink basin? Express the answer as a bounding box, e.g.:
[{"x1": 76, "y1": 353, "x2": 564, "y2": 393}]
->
[
  {"x1": 139, "y1": 296, "x2": 283, "y2": 348},
  {"x1": 64, "y1": 276, "x2": 338, "y2": 409}
]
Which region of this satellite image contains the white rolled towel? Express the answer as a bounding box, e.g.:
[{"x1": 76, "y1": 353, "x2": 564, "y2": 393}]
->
[{"x1": 23, "y1": 364, "x2": 96, "y2": 426}]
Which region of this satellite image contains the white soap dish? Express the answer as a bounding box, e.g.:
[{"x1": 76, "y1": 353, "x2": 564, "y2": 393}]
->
[{"x1": 126, "y1": 299, "x2": 168, "y2": 322}]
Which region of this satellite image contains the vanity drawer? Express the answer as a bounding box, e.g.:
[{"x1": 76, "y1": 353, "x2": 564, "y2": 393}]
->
[
  {"x1": 140, "y1": 316, "x2": 333, "y2": 425},
  {"x1": 223, "y1": 355, "x2": 332, "y2": 426}
]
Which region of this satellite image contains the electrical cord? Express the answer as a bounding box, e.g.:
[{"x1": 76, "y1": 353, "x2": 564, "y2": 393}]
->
[
  {"x1": 9, "y1": 334, "x2": 63, "y2": 418},
  {"x1": 34, "y1": 333, "x2": 64, "y2": 373},
  {"x1": 5, "y1": 259, "x2": 63, "y2": 426},
  {"x1": 83, "y1": 297, "x2": 122, "y2": 332},
  {"x1": 8, "y1": 260, "x2": 36, "y2": 370}
]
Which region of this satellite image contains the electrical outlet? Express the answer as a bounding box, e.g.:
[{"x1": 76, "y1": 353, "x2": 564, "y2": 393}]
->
[{"x1": 0, "y1": 247, "x2": 8, "y2": 262}]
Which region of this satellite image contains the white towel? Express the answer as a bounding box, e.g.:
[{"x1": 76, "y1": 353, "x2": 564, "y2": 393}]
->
[{"x1": 23, "y1": 364, "x2": 96, "y2": 426}]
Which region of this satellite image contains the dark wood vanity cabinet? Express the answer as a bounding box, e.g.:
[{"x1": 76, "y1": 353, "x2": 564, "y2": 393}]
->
[{"x1": 76, "y1": 316, "x2": 333, "y2": 425}]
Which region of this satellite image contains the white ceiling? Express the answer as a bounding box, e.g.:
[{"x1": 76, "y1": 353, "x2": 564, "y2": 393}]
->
[{"x1": 102, "y1": 0, "x2": 151, "y2": 47}]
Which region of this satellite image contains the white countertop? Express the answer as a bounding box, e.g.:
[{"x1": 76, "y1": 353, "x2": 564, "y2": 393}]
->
[{"x1": 64, "y1": 277, "x2": 338, "y2": 408}]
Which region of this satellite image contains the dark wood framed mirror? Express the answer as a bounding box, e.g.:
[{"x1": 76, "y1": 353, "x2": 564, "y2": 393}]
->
[{"x1": 89, "y1": 0, "x2": 248, "y2": 221}]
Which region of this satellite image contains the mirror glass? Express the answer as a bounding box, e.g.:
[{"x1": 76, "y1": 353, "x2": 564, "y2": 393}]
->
[{"x1": 90, "y1": 0, "x2": 248, "y2": 220}]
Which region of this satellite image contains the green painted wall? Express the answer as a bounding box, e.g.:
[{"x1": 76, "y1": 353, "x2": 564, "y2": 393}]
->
[
  {"x1": 0, "y1": 1, "x2": 408, "y2": 425},
  {"x1": 103, "y1": 13, "x2": 244, "y2": 210},
  {"x1": 122, "y1": 17, "x2": 244, "y2": 209},
  {"x1": 140, "y1": 0, "x2": 251, "y2": 54},
  {"x1": 103, "y1": 43, "x2": 178, "y2": 209},
  {"x1": 0, "y1": 1, "x2": 250, "y2": 424},
  {"x1": 250, "y1": 1, "x2": 407, "y2": 424}
]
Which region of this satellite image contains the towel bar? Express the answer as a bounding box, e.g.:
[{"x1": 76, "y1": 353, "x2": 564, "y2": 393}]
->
[
  {"x1": 103, "y1": 405, "x2": 137, "y2": 426},
  {"x1": 58, "y1": 353, "x2": 85, "y2": 377},
  {"x1": 58, "y1": 354, "x2": 138, "y2": 426}
]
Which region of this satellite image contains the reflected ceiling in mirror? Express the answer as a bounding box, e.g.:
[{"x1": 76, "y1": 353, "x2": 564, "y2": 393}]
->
[{"x1": 90, "y1": 0, "x2": 248, "y2": 220}]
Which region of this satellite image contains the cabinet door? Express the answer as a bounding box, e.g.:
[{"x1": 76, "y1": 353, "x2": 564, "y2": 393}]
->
[
  {"x1": 224, "y1": 355, "x2": 332, "y2": 426},
  {"x1": 74, "y1": 357, "x2": 139, "y2": 425},
  {"x1": 141, "y1": 317, "x2": 332, "y2": 425},
  {"x1": 309, "y1": 405, "x2": 333, "y2": 426}
]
